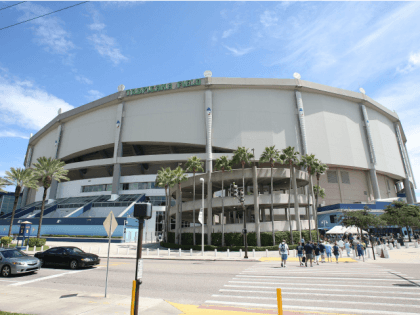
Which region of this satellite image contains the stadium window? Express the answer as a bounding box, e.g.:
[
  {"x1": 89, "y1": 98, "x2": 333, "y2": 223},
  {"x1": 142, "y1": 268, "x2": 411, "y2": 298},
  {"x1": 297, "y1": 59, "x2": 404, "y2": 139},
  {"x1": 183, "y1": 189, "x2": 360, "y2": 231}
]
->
[
  {"x1": 341, "y1": 171, "x2": 350, "y2": 184},
  {"x1": 330, "y1": 215, "x2": 335, "y2": 223},
  {"x1": 327, "y1": 171, "x2": 338, "y2": 183}
]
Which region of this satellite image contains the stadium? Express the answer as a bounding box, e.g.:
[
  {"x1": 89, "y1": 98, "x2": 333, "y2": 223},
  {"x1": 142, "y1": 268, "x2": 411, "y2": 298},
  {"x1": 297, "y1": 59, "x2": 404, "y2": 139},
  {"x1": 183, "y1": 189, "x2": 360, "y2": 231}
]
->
[{"x1": 0, "y1": 74, "x2": 416, "y2": 244}]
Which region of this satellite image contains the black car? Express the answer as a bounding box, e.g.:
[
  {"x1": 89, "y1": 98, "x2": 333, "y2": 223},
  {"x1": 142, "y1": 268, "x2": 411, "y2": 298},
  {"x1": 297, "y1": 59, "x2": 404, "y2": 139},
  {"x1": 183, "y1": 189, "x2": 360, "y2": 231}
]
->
[{"x1": 35, "y1": 247, "x2": 100, "y2": 269}]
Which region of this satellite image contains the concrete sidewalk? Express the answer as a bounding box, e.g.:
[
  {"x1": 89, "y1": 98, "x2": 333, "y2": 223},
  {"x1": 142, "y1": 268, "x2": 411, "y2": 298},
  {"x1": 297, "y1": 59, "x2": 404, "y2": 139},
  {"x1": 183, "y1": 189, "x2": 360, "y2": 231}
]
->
[{"x1": 0, "y1": 286, "x2": 180, "y2": 315}]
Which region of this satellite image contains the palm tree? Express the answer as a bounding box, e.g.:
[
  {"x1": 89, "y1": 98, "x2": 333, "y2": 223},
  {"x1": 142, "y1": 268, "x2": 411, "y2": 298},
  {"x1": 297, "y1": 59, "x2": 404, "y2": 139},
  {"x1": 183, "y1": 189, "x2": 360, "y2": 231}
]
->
[
  {"x1": 260, "y1": 146, "x2": 281, "y2": 246},
  {"x1": 232, "y1": 147, "x2": 254, "y2": 246},
  {"x1": 280, "y1": 146, "x2": 300, "y2": 245},
  {"x1": 155, "y1": 167, "x2": 176, "y2": 242},
  {"x1": 0, "y1": 177, "x2": 9, "y2": 193},
  {"x1": 173, "y1": 166, "x2": 188, "y2": 245},
  {"x1": 215, "y1": 156, "x2": 232, "y2": 247},
  {"x1": 185, "y1": 156, "x2": 204, "y2": 246},
  {"x1": 299, "y1": 154, "x2": 317, "y2": 241},
  {"x1": 33, "y1": 157, "x2": 69, "y2": 238},
  {"x1": 313, "y1": 160, "x2": 328, "y2": 241},
  {"x1": 4, "y1": 168, "x2": 39, "y2": 237}
]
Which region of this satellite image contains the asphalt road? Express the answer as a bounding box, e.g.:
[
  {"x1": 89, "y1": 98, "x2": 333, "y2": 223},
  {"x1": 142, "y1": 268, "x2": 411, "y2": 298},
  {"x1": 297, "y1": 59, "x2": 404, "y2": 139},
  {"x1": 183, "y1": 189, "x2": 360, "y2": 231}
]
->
[{"x1": 1, "y1": 258, "x2": 420, "y2": 315}]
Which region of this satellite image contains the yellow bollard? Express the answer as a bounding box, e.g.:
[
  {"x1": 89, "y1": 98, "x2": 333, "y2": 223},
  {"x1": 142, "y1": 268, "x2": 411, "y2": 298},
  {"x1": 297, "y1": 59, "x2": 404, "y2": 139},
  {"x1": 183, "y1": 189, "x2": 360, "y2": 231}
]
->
[
  {"x1": 131, "y1": 280, "x2": 136, "y2": 315},
  {"x1": 276, "y1": 288, "x2": 283, "y2": 315}
]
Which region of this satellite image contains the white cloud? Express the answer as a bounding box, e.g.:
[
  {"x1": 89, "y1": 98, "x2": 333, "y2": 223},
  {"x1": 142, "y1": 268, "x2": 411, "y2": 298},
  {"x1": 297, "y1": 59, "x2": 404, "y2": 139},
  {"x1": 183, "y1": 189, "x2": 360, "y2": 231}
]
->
[
  {"x1": 260, "y1": 10, "x2": 278, "y2": 27},
  {"x1": 224, "y1": 45, "x2": 253, "y2": 57},
  {"x1": 89, "y1": 22, "x2": 106, "y2": 31},
  {"x1": 397, "y1": 52, "x2": 420, "y2": 74},
  {"x1": 0, "y1": 69, "x2": 74, "y2": 131},
  {"x1": 86, "y1": 90, "x2": 104, "y2": 102},
  {"x1": 222, "y1": 28, "x2": 236, "y2": 39},
  {"x1": 0, "y1": 130, "x2": 30, "y2": 139},
  {"x1": 16, "y1": 2, "x2": 75, "y2": 56},
  {"x1": 75, "y1": 75, "x2": 93, "y2": 85},
  {"x1": 88, "y1": 34, "x2": 128, "y2": 65}
]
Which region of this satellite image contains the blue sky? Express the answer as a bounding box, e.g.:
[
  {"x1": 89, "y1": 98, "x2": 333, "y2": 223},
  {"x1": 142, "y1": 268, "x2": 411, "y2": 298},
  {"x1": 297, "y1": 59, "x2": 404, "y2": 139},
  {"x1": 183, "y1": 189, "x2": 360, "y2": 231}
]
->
[{"x1": 0, "y1": 1, "x2": 419, "y2": 199}]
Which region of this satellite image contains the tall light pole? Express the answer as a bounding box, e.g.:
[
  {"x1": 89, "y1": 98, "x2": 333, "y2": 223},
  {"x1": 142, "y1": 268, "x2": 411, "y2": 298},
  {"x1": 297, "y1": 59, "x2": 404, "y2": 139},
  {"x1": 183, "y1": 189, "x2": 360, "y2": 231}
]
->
[{"x1": 200, "y1": 178, "x2": 205, "y2": 255}]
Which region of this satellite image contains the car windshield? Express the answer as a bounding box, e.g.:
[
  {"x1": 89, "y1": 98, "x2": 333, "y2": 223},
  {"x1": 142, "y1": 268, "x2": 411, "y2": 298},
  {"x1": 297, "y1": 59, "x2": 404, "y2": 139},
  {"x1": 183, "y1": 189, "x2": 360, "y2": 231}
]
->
[
  {"x1": 66, "y1": 247, "x2": 84, "y2": 254},
  {"x1": 1, "y1": 250, "x2": 27, "y2": 259}
]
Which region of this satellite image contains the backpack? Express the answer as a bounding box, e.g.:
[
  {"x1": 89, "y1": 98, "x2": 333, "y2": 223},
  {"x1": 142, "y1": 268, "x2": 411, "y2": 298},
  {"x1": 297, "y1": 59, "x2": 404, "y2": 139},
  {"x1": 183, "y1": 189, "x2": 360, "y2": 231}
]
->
[{"x1": 280, "y1": 244, "x2": 286, "y2": 252}]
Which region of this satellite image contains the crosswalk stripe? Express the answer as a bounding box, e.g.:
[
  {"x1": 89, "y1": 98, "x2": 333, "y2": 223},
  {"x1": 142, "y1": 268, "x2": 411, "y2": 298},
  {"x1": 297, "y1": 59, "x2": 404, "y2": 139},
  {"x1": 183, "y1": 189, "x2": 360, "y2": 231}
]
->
[
  {"x1": 235, "y1": 275, "x2": 419, "y2": 281},
  {"x1": 203, "y1": 301, "x2": 420, "y2": 315},
  {"x1": 211, "y1": 294, "x2": 420, "y2": 309},
  {"x1": 224, "y1": 284, "x2": 420, "y2": 295},
  {"x1": 218, "y1": 289, "x2": 420, "y2": 301},
  {"x1": 229, "y1": 280, "x2": 420, "y2": 290}
]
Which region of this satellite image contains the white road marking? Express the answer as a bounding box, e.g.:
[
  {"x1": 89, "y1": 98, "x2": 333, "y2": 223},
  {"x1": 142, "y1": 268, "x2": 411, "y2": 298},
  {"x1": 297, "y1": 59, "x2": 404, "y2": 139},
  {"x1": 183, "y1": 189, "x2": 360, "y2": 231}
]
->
[
  {"x1": 218, "y1": 289, "x2": 420, "y2": 301},
  {"x1": 9, "y1": 267, "x2": 101, "y2": 286},
  {"x1": 204, "y1": 301, "x2": 420, "y2": 315},
  {"x1": 211, "y1": 294, "x2": 420, "y2": 308},
  {"x1": 235, "y1": 275, "x2": 419, "y2": 281},
  {"x1": 0, "y1": 279, "x2": 19, "y2": 282},
  {"x1": 224, "y1": 284, "x2": 420, "y2": 295}
]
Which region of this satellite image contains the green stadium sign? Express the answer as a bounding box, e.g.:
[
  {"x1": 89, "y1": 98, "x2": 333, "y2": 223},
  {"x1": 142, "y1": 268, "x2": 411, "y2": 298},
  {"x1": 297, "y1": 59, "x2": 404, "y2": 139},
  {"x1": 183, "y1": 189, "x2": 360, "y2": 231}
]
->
[{"x1": 126, "y1": 79, "x2": 201, "y2": 96}]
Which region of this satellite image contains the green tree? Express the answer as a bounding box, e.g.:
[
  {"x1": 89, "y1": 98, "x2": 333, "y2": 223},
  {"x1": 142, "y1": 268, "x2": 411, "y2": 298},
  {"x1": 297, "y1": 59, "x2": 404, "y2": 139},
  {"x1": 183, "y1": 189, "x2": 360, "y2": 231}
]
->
[
  {"x1": 215, "y1": 156, "x2": 233, "y2": 247},
  {"x1": 381, "y1": 201, "x2": 420, "y2": 242},
  {"x1": 4, "y1": 168, "x2": 39, "y2": 237},
  {"x1": 155, "y1": 167, "x2": 176, "y2": 242},
  {"x1": 280, "y1": 146, "x2": 300, "y2": 244},
  {"x1": 260, "y1": 145, "x2": 282, "y2": 245},
  {"x1": 185, "y1": 156, "x2": 204, "y2": 246},
  {"x1": 340, "y1": 206, "x2": 386, "y2": 260},
  {"x1": 173, "y1": 166, "x2": 188, "y2": 245},
  {"x1": 0, "y1": 177, "x2": 9, "y2": 193},
  {"x1": 299, "y1": 154, "x2": 317, "y2": 241},
  {"x1": 313, "y1": 160, "x2": 328, "y2": 241},
  {"x1": 232, "y1": 147, "x2": 254, "y2": 246},
  {"x1": 33, "y1": 157, "x2": 69, "y2": 238}
]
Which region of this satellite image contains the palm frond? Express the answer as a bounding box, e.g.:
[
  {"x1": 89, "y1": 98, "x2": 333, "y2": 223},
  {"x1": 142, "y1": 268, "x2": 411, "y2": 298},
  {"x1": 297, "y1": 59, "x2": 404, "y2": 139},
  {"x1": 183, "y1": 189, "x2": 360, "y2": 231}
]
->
[
  {"x1": 4, "y1": 167, "x2": 39, "y2": 190},
  {"x1": 185, "y1": 156, "x2": 204, "y2": 173},
  {"x1": 32, "y1": 157, "x2": 69, "y2": 189},
  {"x1": 232, "y1": 146, "x2": 254, "y2": 166},
  {"x1": 260, "y1": 145, "x2": 280, "y2": 166},
  {"x1": 215, "y1": 156, "x2": 232, "y2": 172}
]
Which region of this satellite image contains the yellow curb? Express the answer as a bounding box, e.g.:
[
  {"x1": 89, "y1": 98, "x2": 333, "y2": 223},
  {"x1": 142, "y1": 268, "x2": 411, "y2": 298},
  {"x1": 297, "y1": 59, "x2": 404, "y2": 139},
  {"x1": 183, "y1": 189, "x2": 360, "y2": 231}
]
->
[
  {"x1": 259, "y1": 257, "x2": 356, "y2": 262},
  {"x1": 167, "y1": 301, "x2": 275, "y2": 314}
]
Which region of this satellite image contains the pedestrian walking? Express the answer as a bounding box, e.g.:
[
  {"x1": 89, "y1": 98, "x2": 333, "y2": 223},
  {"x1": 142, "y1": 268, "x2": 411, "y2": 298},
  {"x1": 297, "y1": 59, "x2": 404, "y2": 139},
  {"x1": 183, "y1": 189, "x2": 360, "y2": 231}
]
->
[
  {"x1": 324, "y1": 242, "x2": 332, "y2": 262},
  {"x1": 297, "y1": 242, "x2": 304, "y2": 266},
  {"x1": 356, "y1": 242, "x2": 365, "y2": 262},
  {"x1": 319, "y1": 241, "x2": 326, "y2": 263},
  {"x1": 333, "y1": 242, "x2": 340, "y2": 263},
  {"x1": 344, "y1": 240, "x2": 351, "y2": 257},
  {"x1": 314, "y1": 242, "x2": 321, "y2": 265},
  {"x1": 338, "y1": 238, "x2": 344, "y2": 251},
  {"x1": 304, "y1": 241, "x2": 314, "y2": 267},
  {"x1": 279, "y1": 239, "x2": 290, "y2": 267}
]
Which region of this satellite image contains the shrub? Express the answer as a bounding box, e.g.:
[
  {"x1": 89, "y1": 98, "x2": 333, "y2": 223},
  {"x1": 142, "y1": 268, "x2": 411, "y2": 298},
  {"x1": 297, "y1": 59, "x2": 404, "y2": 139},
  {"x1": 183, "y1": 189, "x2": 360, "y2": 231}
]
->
[
  {"x1": 1, "y1": 236, "x2": 12, "y2": 246},
  {"x1": 25, "y1": 238, "x2": 46, "y2": 247}
]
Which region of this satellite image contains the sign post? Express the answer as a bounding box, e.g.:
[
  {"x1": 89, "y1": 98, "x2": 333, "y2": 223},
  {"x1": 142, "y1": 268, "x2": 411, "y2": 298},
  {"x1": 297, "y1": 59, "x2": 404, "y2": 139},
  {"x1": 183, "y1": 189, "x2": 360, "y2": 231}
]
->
[
  {"x1": 103, "y1": 211, "x2": 118, "y2": 298},
  {"x1": 198, "y1": 208, "x2": 204, "y2": 254}
]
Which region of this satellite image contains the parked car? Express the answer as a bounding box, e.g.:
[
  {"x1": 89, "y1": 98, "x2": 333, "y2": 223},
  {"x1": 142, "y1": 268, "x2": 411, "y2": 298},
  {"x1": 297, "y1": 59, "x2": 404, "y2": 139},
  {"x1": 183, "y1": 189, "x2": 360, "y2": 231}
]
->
[
  {"x1": 0, "y1": 248, "x2": 41, "y2": 277},
  {"x1": 35, "y1": 246, "x2": 100, "y2": 269}
]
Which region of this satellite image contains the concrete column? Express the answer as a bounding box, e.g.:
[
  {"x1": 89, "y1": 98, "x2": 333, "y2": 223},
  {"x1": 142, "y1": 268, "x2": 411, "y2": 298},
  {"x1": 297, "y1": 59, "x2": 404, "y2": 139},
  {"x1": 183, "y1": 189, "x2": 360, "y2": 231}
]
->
[
  {"x1": 394, "y1": 123, "x2": 414, "y2": 204},
  {"x1": 295, "y1": 91, "x2": 308, "y2": 155},
  {"x1": 111, "y1": 103, "x2": 124, "y2": 195},
  {"x1": 175, "y1": 186, "x2": 180, "y2": 244},
  {"x1": 205, "y1": 90, "x2": 213, "y2": 173},
  {"x1": 292, "y1": 167, "x2": 302, "y2": 240},
  {"x1": 404, "y1": 143, "x2": 417, "y2": 189},
  {"x1": 361, "y1": 104, "x2": 381, "y2": 200},
  {"x1": 365, "y1": 171, "x2": 373, "y2": 202},
  {"x1": 207, "y1": 173, "x2": 213, "y2": 245},
  {"x1": 21, "y1": 146, "x2": 33, "y2": 207},
  {"x1": 252, "y1": 166, "x2": 261, "y2": 246},
  {"x1": 336, "y1": 168, "x2": 344, "y2": 203},
  {"x1": 261, "y1": 209, "x2": 266, "y2": 222}
]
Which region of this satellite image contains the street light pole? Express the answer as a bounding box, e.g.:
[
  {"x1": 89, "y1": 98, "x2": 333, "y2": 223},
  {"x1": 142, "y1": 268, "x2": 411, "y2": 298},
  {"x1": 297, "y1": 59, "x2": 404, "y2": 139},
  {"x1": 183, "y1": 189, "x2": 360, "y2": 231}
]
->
[{"x1": 200, "y1": 178, "x2": 205, "y2": 255}]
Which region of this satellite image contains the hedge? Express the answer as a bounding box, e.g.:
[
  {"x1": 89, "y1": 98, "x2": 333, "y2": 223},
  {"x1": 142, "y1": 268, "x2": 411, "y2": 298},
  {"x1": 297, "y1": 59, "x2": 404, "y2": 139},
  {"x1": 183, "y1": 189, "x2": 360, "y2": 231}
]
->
[
  {"x1": 24, "y1": 238, "x2": 46, "y2": 247},
  {"x1": 167, "y1": 230, "x2": 317, "y2": 247},
  {"x1": 1, "y1": 236, "x2": 12, "y2": 246}
]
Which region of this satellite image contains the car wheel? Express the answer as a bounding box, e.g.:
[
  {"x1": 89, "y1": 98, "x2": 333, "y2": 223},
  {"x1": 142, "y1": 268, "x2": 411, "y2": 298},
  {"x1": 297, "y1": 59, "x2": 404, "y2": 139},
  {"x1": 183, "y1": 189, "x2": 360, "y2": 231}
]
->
[
  {"x1": 1, "y1": 265, "x2": 11, "y2": 277},
  {"x1": 69, "y1": 260, "x2": 78, "y2": 270}
]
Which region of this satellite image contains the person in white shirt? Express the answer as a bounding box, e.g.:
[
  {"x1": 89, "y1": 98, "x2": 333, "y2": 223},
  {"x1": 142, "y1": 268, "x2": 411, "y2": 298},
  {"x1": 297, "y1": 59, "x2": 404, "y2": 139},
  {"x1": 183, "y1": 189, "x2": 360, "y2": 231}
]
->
[{"x1": 279, "y1": 240, "x2": 290, "y2": 268}]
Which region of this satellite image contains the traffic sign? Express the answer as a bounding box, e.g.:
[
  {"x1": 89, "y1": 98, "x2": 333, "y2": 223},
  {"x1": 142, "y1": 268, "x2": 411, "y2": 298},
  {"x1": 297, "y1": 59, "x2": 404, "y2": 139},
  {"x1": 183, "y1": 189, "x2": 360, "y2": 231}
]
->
[
  {"x1": 103, "y1": 211, "x2": 118, "y2": 237},
  {"x1": 137, "y1": 259, "x2": 143, "y2": 279},
  {"x1": 198, "y1": 208, "x2": 204, "y2": 224}
]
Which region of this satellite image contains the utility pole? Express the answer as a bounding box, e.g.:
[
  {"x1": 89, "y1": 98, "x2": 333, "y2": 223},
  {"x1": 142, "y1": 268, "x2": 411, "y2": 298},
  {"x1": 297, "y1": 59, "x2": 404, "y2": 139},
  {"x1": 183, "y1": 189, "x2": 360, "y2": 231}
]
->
[{"x1": 231, "y1": 183, "x2": 248, "y2": 259}]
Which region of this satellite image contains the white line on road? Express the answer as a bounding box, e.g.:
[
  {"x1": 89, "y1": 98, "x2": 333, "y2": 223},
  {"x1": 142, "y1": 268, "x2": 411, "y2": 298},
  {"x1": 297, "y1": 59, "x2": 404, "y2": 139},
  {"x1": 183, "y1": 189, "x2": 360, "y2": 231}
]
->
[
  {"x1": 218, "y1": 289, "x2": 420, "y2": 301},
  {"x1": 211, "y1": 294, "x2": 420, "y2": 308},
  {"x1": 203, "y1": 301, "x2": 420, "y2": 315},
  {"x1": 224, "y1": 284, "x2": 420, "y2": 295},
  {"x1": 9, "y1": 267, "x2": 101, "y2": 286},
  {"x1": 229, "y1": 280, "x2": 420, "y2": 290},
  {"x1": 236, "y1": 275, "x2": 419, "y2": 282}
]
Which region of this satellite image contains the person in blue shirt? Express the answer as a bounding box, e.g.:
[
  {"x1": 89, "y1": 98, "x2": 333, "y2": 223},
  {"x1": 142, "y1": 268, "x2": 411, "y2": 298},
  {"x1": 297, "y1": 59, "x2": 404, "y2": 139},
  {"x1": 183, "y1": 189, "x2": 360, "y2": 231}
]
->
[
  {"x1": 278, "y1": 240, "x2": 290, "y2": 267},
  {"x1": 297, "y1": 242, "x2": 304, "y2": 266},
  {"x1": 333, "y1": 242, "x2": 341, "y2": 263},
  {"x1": 344, "y1": 240, "x2": 351, "y2": 257},
  {"x1": 324, "y1": 242, "x2": 332, "y2": 262},
  {"x1": 356, "y1": 242, "x2": 365, "y2": 262},
  {"x1": 304, "y1": 241, "x2": 314, "y2": 267}
]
